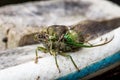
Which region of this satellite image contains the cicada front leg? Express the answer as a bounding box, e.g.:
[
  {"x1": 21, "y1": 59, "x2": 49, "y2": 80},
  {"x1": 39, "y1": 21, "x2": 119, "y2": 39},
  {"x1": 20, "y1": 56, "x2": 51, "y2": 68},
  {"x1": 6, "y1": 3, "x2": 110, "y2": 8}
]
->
[{"x1": 35, "y1": 46, "x2": 48, "y2": 63}]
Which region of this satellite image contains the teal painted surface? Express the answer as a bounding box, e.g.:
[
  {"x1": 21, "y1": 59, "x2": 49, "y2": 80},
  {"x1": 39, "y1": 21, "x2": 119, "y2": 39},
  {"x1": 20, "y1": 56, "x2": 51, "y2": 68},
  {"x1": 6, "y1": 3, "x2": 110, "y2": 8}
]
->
[{"x1": 57, "y1": 51, "x2": 120, "y2": 80}]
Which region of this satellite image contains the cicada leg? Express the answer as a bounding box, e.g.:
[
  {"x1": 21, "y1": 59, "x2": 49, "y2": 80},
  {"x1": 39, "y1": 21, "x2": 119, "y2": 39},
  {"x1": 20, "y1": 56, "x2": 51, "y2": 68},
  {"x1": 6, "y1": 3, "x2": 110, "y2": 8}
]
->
[
  {"x1": 54, "y1": 53, "x2": 61, "y2": 73},
  {"x1": 35, "y1": 46, "x2": 48, "y2": 63},
  {"x1": 48, "y1": 40, "x2": 61, "y2": 72},
  {"x1": 85, "y1": 41, "x2": 93, "y2": 46},
  {"x1": 59, "y1": 52, "x2": 80, "y2": 71},
  {"x1": 86, "y1": 36, "x2": 114, "y2": 47},
  {"x1": 73, "y1": 36, "x2": 114, "y2": 48},
  {"x1": 49, "y1": 41, "x2": 53, "y2": 55},
  {"x1": 49, "y1": 50, "x2": 60, "y2": 73}
]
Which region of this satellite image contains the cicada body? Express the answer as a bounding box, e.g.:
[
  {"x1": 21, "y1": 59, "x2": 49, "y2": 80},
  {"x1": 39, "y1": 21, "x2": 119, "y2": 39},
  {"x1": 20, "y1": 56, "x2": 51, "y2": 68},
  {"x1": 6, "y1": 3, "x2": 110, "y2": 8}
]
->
[{"x1": 34, "y1": 22, "x2": 114, "y2": 72}]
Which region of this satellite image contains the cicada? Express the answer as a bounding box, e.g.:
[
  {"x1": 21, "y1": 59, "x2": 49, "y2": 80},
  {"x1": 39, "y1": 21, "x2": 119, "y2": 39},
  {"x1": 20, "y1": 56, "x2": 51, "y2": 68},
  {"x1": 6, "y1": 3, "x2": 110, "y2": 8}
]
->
[{"x1": 34, "y1": 21, "x2": 114, "y2": 73}]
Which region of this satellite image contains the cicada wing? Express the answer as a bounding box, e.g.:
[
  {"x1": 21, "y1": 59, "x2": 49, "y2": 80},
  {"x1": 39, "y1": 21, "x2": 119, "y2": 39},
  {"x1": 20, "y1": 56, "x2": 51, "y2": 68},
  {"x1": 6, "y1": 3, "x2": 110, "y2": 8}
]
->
[{"x1": 70, "y1": 18, "x2": 120, "y2": 41}]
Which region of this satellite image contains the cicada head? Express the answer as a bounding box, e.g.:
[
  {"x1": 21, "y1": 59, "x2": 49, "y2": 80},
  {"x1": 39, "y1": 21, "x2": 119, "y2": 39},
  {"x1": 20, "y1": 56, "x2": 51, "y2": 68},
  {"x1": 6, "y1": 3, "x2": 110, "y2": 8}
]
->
[{"x1": 34, "y1": 27, "x2": 48, "y2": 42}]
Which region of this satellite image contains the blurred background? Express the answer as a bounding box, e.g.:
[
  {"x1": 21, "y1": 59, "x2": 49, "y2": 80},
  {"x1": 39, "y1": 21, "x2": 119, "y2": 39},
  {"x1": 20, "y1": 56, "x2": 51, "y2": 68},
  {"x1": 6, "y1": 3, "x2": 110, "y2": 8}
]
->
[
  {"x1": 0, "y1": 0, "x2": 119, "y2": 80},
  {"x1": 0, "y1": 0, "x2": 120, "y2": 7}
]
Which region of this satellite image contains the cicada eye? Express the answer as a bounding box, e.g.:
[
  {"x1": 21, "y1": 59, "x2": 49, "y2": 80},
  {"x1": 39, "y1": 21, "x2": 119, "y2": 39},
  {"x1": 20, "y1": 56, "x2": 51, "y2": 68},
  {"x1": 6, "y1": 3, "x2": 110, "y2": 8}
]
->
[
  {"x1": 34, "y1": 34, "x2": 39, "y2": 41},
  {"x1": 38, "y1": 34, "x2": 42, "y2": 39},
  {"x1": 37, "y1": 32, "x2": 48, "y2": 40},
  {"x1": 34, "y1": 33, "x2": 43, "y2": 42}
]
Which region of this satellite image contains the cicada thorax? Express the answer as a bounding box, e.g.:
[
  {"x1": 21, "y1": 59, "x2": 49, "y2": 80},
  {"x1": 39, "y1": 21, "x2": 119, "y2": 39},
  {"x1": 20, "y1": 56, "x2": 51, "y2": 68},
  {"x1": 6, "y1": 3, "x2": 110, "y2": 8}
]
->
[
  {"x1": 62, "y1": 30, "x2": 85, "y2": 51},
  {"x1": 70, "y1": 30, "x2": 85, "y2": 43},
  {"x1": 47, "y1": 25, "x2": 69, "y2": 40}
]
